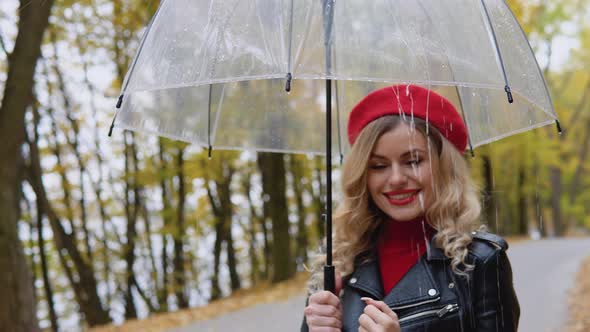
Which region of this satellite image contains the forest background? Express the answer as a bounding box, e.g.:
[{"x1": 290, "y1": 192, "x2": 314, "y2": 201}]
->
[{"x1": 1, "y1": 0, "x2": 589, "y2": 331}]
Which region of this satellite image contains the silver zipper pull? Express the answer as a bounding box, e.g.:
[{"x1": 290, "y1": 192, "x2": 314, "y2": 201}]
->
[{"x1": 437, "y1": 304, "x2": 459, "y2": 317}]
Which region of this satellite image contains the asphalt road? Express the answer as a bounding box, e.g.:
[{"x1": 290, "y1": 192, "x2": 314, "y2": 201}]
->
[
  {"x1": 509, "y1": 238, "x2": 590, "y2": 332},
  {"x1": 170, "y1": 237, "x2": 590, "y2": 332}
]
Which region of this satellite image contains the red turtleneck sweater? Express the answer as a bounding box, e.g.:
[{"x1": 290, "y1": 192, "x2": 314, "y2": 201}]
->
[{"x1": 377, "y1": 218, "x2": 435, "y2": 294}]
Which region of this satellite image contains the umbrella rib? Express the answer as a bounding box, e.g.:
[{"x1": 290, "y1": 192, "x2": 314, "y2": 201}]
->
[
  {"x1": 414, "y1": 2, "x2": 475, "y2": 156},
  {"x1": 285, "y1": 0, "x2": 294, "y2": 92},
  {"x1": 455, "y1": 86, "x2": 475, "y2": 157},
  {"x1": 120, "y1": 0, "x2": 168, "y2": 96},
  {"x1": 472, "y1": 119, "x2": 556, "y2": 148},
  {"x1": 500, "y1": 0, "x2": 561, "y2": 135},
  {"x1": 205, "y1": 0, "x2": 241, "y2": 82},
  {"x1": 207, "y1": 84, "x2": 212, "y2": 157},
  {"x1": 109, "y1": 0, "x2": 168, "y2": 137},
  {"x1": 210, "y1": 84, "x2": 226, "y2": 151},
  {"x1": 479, "y1": 0, "x2": 513, "y2": 104}
]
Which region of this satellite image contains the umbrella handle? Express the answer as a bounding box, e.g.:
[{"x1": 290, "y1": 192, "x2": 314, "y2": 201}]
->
[{"x1": 324, "y1": 265, "x2": 335, "y2": 293}]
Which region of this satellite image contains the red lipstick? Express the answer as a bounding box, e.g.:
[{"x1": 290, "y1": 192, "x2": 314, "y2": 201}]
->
[{"x1": 384, "y1": 189, "x2": 420, "y2": 206}]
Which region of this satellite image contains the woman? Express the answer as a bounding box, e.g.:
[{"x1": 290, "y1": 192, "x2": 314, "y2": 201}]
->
[{"x1": 301, "y1": 85, "x2": 520, "y2": 332}]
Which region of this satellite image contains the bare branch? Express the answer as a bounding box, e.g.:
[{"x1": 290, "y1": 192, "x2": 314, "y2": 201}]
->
[{"x1": 0, "y1": 28, "x2": 9, "y2": 57}]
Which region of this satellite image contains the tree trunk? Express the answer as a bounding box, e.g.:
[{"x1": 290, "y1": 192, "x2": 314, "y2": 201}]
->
[
  {"x1": 567, "y1": 119, "x2": 590, "y2": 230},
  {"x1": 517, "y1": 164, "x2": 528, "y2": 235},
  {"x1": 289, "y1": 156, "x2": 308, "y2": 266},
  {"x1": 45, "y1": 107, "x2": 78, "y2": 244},
  {"x1": 26, "y1": 123, "x2": 111, "y2": 326},
  {"x1": 50, "y1": 30, "x2": 93, "y2": 261},
  {"x1": 217, "y1": 162, "x2": 240, "y2": 291},
  {"x1": 205, "y1": 157, "x2": 240, "y2": 299},
  {"x1": 157, "y1": 138, "x2": 171, "y2": 310},
  {"x1": 241, "y1": 170, "x2": 261, "y2": 285},
  {"x1": 481, "y1": 155, "x2": 498, "y2": 233},
  {"x1": 77, "y1": 48, "x2": 114, "y2": 307},
  {"x1": 210, "y1": 213, "x2": 224, "y2": 301},
  {"x1": 0, "y1": 1, "x2": 54, "y2": 330},
  {"x1": 173, "y1": 147, "x2": 189, "y2": 308},
  {"x1": 37, "y1": 208, "x2": 59, "y2": 331},
  {"x1": 123, "y1": 133, "x2": 139, "y2": 319},
  {"x1": 141, "y1": 198, "x2": 160, "y2": 311},
  {"x1": 225, "y1": 222, "x2": 241, "y2": 291},
  {"x1": 549, "y1": 167, "x2": 562, "y2": 236},
  {"x1": 258, "y1": 153, "x2": 294, "y2": 283},
  {"x1": 31, "y1": 108, "x2": 59, "y2": 331},
  {"x1": 260, "y1": 200, "x2": 271, "y2": 280},
  {"x1": 312, "y1": 156, "x2": 326, "y2": 243}
]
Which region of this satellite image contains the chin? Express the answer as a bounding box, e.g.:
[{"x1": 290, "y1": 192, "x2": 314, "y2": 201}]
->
[
  {"x1": 384, "y1": 209, "x2": 424, "y2": 222},
  {"x1": 391, "y1": 215, "x2": 422, "y2": 222}
]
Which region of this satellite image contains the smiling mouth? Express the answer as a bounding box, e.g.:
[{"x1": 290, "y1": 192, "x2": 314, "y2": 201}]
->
[{"x1": 385, "y1": 190, "x2": 420, "y2": 206}]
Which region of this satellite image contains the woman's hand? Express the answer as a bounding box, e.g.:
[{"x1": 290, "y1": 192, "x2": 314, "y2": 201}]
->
[
  {"x1": 358, "y1": 298, "x2": 400, "y2": 332},
  {"x1": 304, "y1": 272, "x2": 343, "y2": 332}
]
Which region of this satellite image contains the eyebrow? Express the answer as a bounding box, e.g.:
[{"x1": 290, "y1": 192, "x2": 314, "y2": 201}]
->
[{"x1": 370, "y1": 149, "x2": 427, "y2": 159}]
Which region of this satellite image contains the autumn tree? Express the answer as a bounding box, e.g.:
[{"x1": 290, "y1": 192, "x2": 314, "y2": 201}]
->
[{"x1": 0, "y1": 1, "x2": 54, "y2": 331}]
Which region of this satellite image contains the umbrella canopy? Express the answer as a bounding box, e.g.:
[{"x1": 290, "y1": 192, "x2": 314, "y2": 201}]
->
[
  {"x1": 110, "y1": 0, "x2": 559, "y2": 292},
  {"x1": 113, "y1": 0, "x2": 558, "y2": 157}
]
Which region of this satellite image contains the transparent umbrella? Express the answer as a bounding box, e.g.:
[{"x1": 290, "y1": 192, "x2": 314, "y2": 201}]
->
[{"x1": 110, "y1": 0, "x2": 560, "y2": 291}]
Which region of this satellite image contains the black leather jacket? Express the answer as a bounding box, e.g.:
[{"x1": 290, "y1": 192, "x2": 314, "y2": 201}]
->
[{"x1": 301, "y1": 231, "x2": 520, "y2": 331}]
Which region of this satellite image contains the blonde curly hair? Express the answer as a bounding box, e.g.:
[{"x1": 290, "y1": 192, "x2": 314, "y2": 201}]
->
[{"x1": 307, "y1": 115, "x2": 481, "y2": 293}]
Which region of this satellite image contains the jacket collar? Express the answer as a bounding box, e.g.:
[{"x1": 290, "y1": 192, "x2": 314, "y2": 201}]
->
[
  {"x1": 382, "y1": 257, "x2": 440, "y2": 308},
  {"x1": 348, "y1": 256, "x2": 442, "y2": 308},
  {"x1": 346, "y1": 237, "x2": 448, "y2": 308},
  {"x1": 425, "y1": 236, "x2": 449, "y2": 261},
  {"x1": 347, "y1": 257, "x2": 383, "y2": 299}
]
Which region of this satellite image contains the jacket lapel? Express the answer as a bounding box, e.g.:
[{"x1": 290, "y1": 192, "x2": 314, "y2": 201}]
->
[
  {"x1": 426, "y1": 236, "x2": 449, "y2": 261},
  {"x1": 347, "y1": 238, "x2": 447, "y2": 308},
  {"x1": 346, "y1": 259, "x2": 383, "y2": 300},
  {"x1": 382, "y1": 257, "x2": 440, "y2": 309}
]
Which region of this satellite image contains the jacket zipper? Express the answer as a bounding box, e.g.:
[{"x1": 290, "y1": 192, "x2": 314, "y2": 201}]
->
[
  {"x1": 398, "y1": 303, "x2": 460, "y2": 323},
  {"x1": 390, "y1": 296, "x2": 441, "y2": 311}
]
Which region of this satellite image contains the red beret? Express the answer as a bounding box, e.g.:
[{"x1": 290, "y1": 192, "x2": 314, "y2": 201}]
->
[{"x1": 347, "y1": 85, "x2": 468, "y2": 152}]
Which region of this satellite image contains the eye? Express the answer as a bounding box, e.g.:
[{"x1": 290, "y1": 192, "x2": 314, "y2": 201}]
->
[
  {"x1": 369, "y1": 163, "x2": 387, "y2": 170},
  {"x1": 407, "y1": 158, "x2": 422, "y2": 166}
]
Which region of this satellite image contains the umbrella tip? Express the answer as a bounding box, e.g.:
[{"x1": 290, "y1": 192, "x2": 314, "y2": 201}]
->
[
  {"x1": 116, "y1": 94, "x2": 124, "y2": 109},
  {"x1": 504, "y1": 85, "x2": 513, "y2": 104},
  {"x1": 285, "y1": 72, "x2": 292, "y2": 92},
  {"x1": 208, "y1": 145, "x2": 212, "y2": 159},
  {"x1": 556, "y1": 120, "x2": 563, "y2": 135},
  {"x1": 108, "y1": 110, "x2": 119, "y2": 138}
]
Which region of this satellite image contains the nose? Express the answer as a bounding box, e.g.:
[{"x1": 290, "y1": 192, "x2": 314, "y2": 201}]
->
[{"x1": 388, "y1": 164, "x2": 408, "y2": 187}]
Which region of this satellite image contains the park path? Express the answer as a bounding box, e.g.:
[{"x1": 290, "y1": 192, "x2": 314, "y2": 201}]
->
[
  {"x1": 510, "y1": 237, "x2": 590, "y2": 332},
  {"x1": 170, "y1": 237, "x2": 590, "y2": 332}
]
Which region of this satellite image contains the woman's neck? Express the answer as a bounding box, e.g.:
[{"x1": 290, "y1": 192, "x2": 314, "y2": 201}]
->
[{"x1": 380, "y1": 217, "x2": 435, "y2": 243}]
